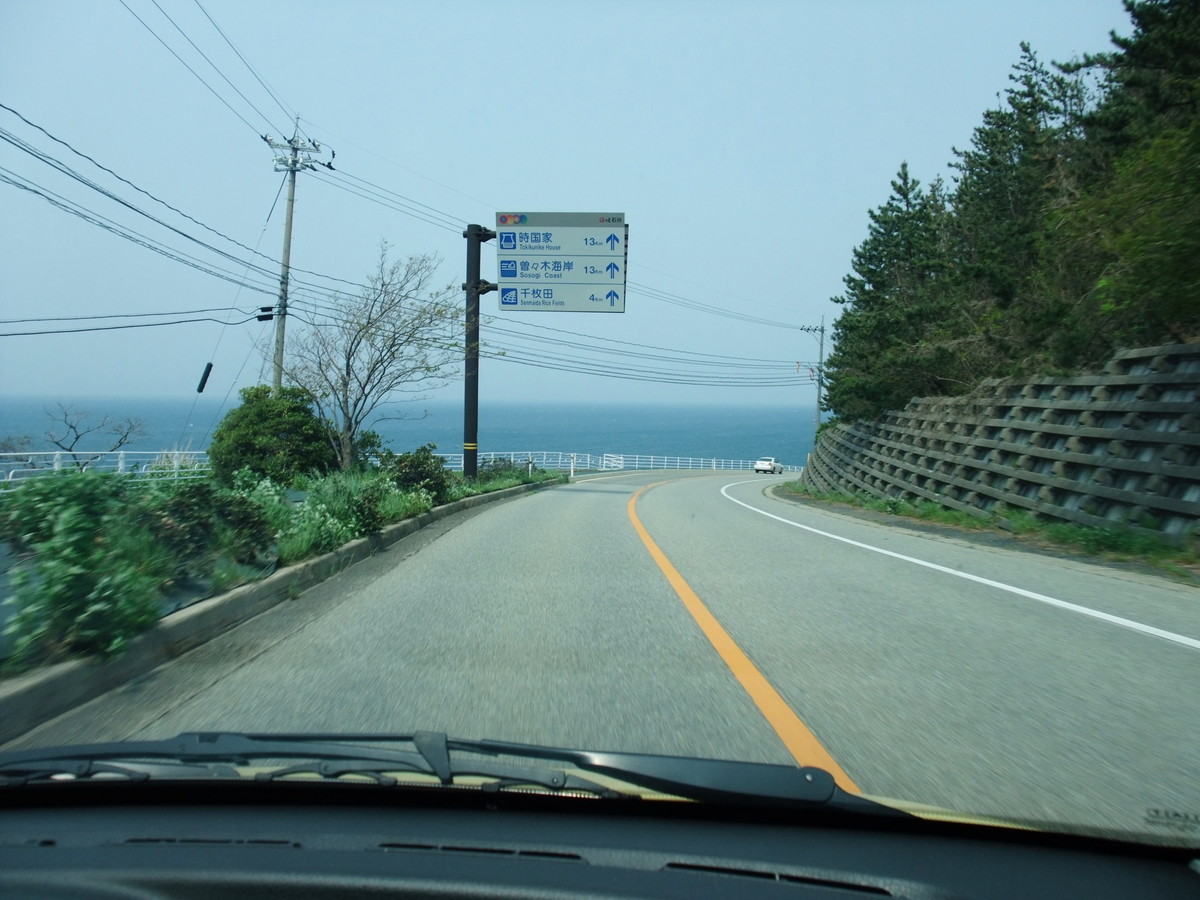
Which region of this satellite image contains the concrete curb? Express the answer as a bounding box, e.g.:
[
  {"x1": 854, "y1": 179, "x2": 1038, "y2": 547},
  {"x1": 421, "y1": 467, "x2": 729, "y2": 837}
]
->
[{"x1": 0, "y1": 479, "x2": 559, "y2": 746}]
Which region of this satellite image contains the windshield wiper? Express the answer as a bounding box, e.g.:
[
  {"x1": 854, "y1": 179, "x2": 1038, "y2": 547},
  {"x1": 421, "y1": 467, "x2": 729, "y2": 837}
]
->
[
  {"x1": 0, "y1": 732, "x2": 902, "y2": 815},
  {"x1": 0, "y1": 732, "x2": 623, "y2": 797}
]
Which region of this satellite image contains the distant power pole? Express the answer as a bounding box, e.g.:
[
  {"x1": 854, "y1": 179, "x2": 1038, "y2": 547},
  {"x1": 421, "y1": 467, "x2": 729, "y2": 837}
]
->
[
  {"x1": 797, "y1": 318, "x2": 826, "y2": 435},
  {"x1": 263, "y1": 119, "x2": 329, "y2": 392}
]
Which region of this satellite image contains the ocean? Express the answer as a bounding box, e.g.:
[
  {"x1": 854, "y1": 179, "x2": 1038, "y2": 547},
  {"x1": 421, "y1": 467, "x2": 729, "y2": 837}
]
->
[{"x1": 0, "y1": 395, "x2": 819, "y2": 466}]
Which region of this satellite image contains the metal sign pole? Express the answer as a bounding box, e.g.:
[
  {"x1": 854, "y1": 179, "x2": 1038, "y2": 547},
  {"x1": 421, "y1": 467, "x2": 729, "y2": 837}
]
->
[{"x1": 462, "y1": 224, "x2": 496, "y2": 479}]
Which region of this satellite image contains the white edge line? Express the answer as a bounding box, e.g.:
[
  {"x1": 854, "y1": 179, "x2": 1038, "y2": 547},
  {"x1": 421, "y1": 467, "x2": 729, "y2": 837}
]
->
[{"x1": 720, "y1": 480, "x2": 1200, "y2": 652}]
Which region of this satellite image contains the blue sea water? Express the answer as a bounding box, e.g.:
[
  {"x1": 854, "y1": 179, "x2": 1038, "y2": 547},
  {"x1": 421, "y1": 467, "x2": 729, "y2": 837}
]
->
[{"x1": 0, "y1": 395, "x2": 819, "y2": 466}]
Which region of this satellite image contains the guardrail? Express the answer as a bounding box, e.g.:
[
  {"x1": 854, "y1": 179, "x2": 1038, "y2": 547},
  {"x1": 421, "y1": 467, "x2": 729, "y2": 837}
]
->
[
  {"x1": 437, "y1": 451, "x2": 802, "y2": 475},
  {"x1": 1, "y1": 449, "x2": 800, "y2": 490},
  {"x1": 1, "y1": 450, "x2": 210, "y2": 490}
]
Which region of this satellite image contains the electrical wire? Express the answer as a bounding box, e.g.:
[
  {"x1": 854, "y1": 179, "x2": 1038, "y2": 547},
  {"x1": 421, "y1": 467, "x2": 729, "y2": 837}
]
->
[
  {"x1": 146, "y1": 0, "x2": 288, "y2": 137},
  {"x1": 192, "y1": 0, "x2": 295, "y2": 126},
  {"x1": 298, "y1": 116, "x2": 497, "y2": 212},
  {"x1": 117, "y1": 0, "x2": 263, "y2": 136},
  {"x1": 177, "y1": 171, "x2": 290, "y2": 447},
  {"x1": 0, "y1": 168, "x2": 280, "y2": 296},
  {"x1": 1, "y1": 315, "x2": 257, "y2": 338},
  {"x1": 334, "y1": 169, "x2": 466, "y2": 230},
  {"x1": 308, "y1": 168, "x2": 464, "y2": 235},
  {"x1": 0, "y1": 307, "x2": 251, "y2": 324},
  {"x1": 0, "y1": 108, "x2": 362, "y2": 292},
  {"x1": 284, "y1": 301, "x2": 811, "y2": 388}
]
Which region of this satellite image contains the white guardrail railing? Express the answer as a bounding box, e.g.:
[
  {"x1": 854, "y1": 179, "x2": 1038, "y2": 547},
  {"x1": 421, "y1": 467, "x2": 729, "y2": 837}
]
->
[
  {"x1": 1, "y1": 449, "x2": 801, "y2": 490},
  {"x1": 1, "y1": 451, "x2": 210, "y2": 490},
  {"x1": 438, "y1": 451, "x2": 803, "y2": 476}
]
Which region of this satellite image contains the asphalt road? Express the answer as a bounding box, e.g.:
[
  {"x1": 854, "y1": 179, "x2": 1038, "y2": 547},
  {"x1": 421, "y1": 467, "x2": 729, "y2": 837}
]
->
[{"x1": 15, "y1": 471, "x2": 1200, "y2": 840}]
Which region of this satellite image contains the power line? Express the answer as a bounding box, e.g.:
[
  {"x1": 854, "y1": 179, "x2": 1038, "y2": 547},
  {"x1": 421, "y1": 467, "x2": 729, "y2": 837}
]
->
[
  {"x1": 283, "y1": 300, "x2": 811, "y2": 388},
  {"x1": 0, "y1": 306, "x2": 251, "y2": 324},
  {"x1": 286, "y1": 293, "x2": 814, "y2": 374},
  {"x1": 117, "y1": 0, "x2": 262, "y2": 136},
  {"x1": 146, "y1": 0, "x2": 288, "y2": 136},
  {"x1": 0, "y1": 168, "x2": 280, "y2": 296},
  {"x1": 192, "y1": 0, "x2": 295, "y2": 126},
  {"x1": 335, "y1": 169, "x2": 467, "y2": 230},
  {"x1": 493, "y1": 316, "x2": 799, "y2": 365},
  {"x1": 629, "y1": 280, "x2": 814, "y2": 331},
  {"x1": 0, "y1": 128, "x2": 285, "y2": 283},
  {"x1": 1, "y1": 315, "x2": 257, "y2": 338},
  {"x1": 308, "y1": 168, "x2": 464, "y2": 235},
  {"x1": 298, "y1": 116, "x2": 497, "y2": 212},
  {"x1": 0, "y1": 105, "x2": 363, "y2": 293}
]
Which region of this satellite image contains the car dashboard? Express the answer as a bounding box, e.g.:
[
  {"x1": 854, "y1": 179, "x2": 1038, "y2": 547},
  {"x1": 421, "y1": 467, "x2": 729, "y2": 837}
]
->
[{"x1": 1, "y1": 781, "x2": 1197, "y2": 899}]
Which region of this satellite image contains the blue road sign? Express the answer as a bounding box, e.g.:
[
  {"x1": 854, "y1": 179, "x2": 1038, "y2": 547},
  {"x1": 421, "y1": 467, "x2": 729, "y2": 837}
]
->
[{"x1": 494, "y1": 213, "x2": 627, "y2": 313}]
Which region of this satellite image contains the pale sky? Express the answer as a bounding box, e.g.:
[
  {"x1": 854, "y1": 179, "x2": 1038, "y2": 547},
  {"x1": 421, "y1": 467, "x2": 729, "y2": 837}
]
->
[{"x1": 1, "y1": 0, "x2": 1134, "y2": 410}]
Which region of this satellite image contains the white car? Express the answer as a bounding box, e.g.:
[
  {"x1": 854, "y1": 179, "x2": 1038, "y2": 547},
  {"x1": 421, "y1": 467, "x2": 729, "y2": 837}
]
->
[{"x1": 753, "y1": 456, "x2": 784, "y2": 474}]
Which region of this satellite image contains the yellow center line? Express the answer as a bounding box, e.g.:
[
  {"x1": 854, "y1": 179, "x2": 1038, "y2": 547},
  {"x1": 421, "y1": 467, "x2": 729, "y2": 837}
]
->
[{"x1": 628, "y1": 481, "x2": 860, "y2": 793}]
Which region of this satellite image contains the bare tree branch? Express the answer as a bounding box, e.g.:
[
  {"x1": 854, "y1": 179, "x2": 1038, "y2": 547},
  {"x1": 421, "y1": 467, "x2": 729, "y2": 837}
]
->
[
  {"x1": 282, "y1": 243, "x2": 462, "y2": 469},
  {"x1": 44, "y1": 403, "x2": 147, "y2": 468}
]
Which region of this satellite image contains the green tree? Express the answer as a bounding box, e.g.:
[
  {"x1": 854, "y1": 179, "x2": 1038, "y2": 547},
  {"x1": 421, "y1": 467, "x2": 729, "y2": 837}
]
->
[
  {"x1": 822, "y1": 2, "x2": 1200, "y2": 425},
  {"x1": 1066, "y1": 0, "x2": 1200, "y2": 153},
  {"x1": 1050, "y1": 0, "x2": 1200, "y2": 349},
  {"x1": 949, "y1": 43, "x2": 1094, "y2": 366},
  {"x1": 207, "y1": 385, "x2": 338, "y2": 486},
  {"x1": 1077, "y1": 119, "x2": 1200, "y2": 344},
  {"x1": 823, "y1": 164, "x2": 958, "y2": 420}
]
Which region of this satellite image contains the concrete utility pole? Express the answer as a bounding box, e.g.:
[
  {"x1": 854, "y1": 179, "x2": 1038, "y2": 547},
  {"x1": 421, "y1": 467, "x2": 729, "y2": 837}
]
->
[
  {"x1": 263, "y1": 119, "x2": 328, "y2": 392},
  {"x1": 797, "y1": 319, "x2": 826, "y2": 435}
]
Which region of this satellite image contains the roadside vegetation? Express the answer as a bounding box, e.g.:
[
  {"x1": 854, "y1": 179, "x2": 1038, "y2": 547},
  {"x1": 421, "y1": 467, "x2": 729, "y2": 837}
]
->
[
  {"x1": 1, "y1": 431, "x2": 563, "y2": 673},
  {"x1": 821, "y1": 1, "x2": 1199, "y2": 422},
  {"x1": 0, "y1": 231, "x2": 567, "y2": 674},
  {"x1": 781, "y1": 481, "x2": 1200, "y2": 581}
]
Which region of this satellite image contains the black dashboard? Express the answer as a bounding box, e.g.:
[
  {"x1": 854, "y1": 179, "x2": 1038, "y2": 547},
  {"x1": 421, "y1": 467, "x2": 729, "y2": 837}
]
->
[{"x1": 1, "y1": 782, "x2": 1197, "y2": 899}]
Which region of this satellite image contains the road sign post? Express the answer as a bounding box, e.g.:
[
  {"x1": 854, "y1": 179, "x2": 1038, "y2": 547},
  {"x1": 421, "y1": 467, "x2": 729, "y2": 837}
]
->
[{"x1": 462, "y1": 224, "x2": 496, "y2": 479}]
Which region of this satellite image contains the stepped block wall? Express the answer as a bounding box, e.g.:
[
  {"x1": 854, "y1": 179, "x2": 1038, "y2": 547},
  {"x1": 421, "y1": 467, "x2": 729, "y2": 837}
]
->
[{"x1": 802, "y1": 343, "x2": 1200, "y2": 538}]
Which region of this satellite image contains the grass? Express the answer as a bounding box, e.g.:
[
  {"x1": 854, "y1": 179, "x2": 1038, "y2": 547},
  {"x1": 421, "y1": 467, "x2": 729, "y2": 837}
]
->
[
  {"x1": 449, "y1": 468, "x2": 566, "y2": 501},
  {"x1": 210, "y1": 557, "x2": 268, "y2": 594},
  {"x1": 781, "y1": 481, "x2": 1198, "y2": 578}
]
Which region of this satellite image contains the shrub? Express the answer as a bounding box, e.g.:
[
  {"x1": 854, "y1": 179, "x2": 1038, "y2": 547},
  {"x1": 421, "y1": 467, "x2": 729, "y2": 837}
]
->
[
  {"x1": 3, "y1": 473, "x2": 163, "y2": 664},
  {"x1": 208, "y1": 385, "x2": 338, "y2": 486},
  {"x1": 276, "y1": 501, "x2": 354, "y2": 564},
  {"x1": 305, "y1": 471, "x2": 391, "y2": 535},
  {"x1": 0, "y1": 469, "x2": 128, "y2": 550},
  {"x1": 212, "y1": 491, "x2": 274, "y2": 565},
  {"x1": 379, "y1": 486, "x2": 434, "y2": 522},
  {"x1": 377, "y1": 443, "x2": 453, "y2": 505}
]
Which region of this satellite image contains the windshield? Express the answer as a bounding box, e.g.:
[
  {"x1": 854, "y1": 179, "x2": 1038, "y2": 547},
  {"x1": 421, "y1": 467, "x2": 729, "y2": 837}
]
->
[{"x1": 1, "y1": 0, "x2": 1198, "y2": 852}]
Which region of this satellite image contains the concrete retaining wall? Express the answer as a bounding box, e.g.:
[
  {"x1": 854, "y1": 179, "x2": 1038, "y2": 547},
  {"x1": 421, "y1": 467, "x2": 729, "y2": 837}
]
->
[{"x1": 803, "y1": 343, "x2": 1200, "y2": 538}]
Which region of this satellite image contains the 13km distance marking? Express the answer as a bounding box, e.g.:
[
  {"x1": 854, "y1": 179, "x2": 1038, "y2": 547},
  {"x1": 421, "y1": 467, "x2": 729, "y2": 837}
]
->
[{"x1": 501, "y1": 228, "x2": 624, "y2": 255}]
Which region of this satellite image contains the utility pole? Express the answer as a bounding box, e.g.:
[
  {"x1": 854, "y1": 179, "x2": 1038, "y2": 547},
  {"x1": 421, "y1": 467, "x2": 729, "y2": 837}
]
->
[
  {"x1": 797, "y1": 319, "x2": 826, "y2": 436},
  {"x1": 263, "y1": 119, "x2": 328, "y2": 392}
]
